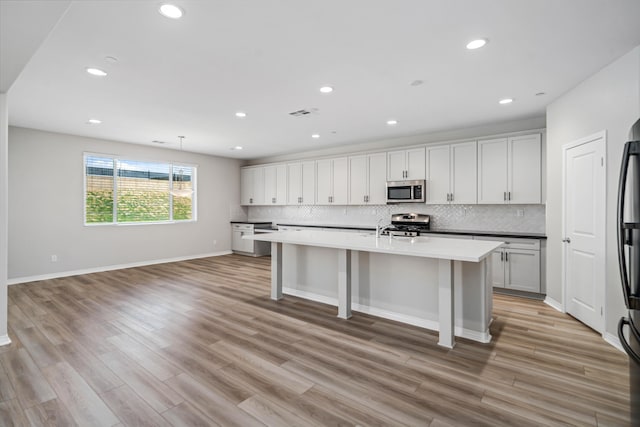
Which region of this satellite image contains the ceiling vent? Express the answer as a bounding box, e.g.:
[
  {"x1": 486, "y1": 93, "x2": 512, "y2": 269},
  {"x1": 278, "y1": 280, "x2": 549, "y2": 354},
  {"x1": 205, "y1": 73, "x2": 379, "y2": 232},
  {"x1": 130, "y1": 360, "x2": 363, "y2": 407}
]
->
[{"x1": 289, "y1": 108, "x2": 319, "y2": 117}]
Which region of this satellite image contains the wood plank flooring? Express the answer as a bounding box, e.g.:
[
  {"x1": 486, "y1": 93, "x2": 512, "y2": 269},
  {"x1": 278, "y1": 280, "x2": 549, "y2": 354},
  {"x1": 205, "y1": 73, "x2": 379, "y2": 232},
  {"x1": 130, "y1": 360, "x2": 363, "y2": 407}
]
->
[{"x1": 0, "y1": 254, "x2": 631, "y2": 426}]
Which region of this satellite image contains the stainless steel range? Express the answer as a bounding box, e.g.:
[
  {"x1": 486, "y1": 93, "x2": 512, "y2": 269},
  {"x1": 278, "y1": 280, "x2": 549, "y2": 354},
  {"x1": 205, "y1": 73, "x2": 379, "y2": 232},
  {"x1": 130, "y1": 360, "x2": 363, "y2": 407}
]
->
[{"x1": 381, "y1": 213, "x2": 431, "y2": 237}]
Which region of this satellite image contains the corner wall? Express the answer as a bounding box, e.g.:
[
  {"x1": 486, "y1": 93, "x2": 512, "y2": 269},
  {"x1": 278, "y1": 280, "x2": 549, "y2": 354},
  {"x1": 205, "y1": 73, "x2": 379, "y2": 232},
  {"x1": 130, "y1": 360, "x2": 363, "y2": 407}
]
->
[
  {"x1": 0, "y1": 94, "x2": 9, "y2": 345},
  {"x1": 546, "y1": 45, "x2": 640, "y2": 336},
  {"x1": 8, "y1": 126, "x2": 242, "y2": 282}
]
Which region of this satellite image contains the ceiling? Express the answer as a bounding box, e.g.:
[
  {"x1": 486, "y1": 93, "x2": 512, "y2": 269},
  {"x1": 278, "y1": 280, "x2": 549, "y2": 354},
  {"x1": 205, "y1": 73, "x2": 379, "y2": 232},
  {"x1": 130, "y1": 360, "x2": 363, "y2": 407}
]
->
[{"x1": 3, "y1": 1, "x2": 640, "y2": 159}]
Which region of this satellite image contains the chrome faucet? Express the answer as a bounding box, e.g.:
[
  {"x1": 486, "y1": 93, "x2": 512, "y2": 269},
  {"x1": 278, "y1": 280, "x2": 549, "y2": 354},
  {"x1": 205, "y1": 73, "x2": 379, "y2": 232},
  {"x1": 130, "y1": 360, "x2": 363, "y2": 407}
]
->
[{"x1": 376, "y1": 218, "x2": 391, "y2": 239}]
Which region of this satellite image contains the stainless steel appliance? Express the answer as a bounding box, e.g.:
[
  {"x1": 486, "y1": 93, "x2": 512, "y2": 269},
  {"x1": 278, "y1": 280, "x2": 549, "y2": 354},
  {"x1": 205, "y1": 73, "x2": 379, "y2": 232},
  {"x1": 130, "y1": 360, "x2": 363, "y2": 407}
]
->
[
  {"x1": 380, "y1": 213, "x2": 430, "y2": 237},
  {"x1": 617, "y1": 118, "x2": 640, "y2": 425},
  {"x1": 386, "y1": 180, "x2": 426, "y2": 203}
]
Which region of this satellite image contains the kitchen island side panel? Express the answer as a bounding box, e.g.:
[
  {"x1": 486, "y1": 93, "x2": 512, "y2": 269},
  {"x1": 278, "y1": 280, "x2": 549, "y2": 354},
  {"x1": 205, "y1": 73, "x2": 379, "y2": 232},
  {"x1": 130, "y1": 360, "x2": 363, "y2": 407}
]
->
[{"x1": 281, "y1": 244, "x2": 490, "y2": 335}]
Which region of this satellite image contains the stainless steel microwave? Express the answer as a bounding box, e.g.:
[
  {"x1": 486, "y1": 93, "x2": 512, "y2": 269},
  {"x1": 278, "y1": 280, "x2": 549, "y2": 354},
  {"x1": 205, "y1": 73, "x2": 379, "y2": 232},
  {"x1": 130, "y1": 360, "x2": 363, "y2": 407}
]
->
[{"x1": 386, "y1": 180, "x2": 426, "y2": 203}]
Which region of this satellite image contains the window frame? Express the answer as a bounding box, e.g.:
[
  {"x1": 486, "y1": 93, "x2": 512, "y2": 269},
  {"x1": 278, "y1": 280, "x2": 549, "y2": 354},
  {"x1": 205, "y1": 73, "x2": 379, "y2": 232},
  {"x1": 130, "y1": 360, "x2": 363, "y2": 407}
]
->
[{"x1": 83, "y1": 152, "x2": 198, "y2": 226}]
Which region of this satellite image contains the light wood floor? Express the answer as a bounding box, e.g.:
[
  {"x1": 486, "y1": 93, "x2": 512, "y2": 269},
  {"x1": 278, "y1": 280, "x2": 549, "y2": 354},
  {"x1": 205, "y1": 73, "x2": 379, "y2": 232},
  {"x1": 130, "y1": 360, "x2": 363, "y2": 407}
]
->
[{"x1": 1, "y1": 254, "x2": 631, "y2": 426}]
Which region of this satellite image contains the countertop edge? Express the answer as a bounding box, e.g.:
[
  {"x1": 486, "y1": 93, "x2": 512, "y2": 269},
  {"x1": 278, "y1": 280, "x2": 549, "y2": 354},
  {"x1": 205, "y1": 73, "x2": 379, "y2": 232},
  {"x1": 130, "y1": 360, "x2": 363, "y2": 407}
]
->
[{"x1": 275, "y1": 223, "x2": 546, "y2": 239}]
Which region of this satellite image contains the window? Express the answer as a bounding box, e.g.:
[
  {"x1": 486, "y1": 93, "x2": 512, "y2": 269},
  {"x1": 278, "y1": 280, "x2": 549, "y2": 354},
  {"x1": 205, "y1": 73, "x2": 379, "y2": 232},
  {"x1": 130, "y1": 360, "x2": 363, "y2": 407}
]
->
[{"x1": 84, "y1": 154, "x2": 196, "y2": 225}]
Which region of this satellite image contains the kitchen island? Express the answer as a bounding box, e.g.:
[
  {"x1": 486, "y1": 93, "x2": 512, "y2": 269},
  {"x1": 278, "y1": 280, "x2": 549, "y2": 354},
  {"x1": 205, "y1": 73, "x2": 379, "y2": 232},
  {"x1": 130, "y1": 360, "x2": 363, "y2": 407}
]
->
[{"x1": 244, "y1": 230, "x2": 503, "y2": 348}]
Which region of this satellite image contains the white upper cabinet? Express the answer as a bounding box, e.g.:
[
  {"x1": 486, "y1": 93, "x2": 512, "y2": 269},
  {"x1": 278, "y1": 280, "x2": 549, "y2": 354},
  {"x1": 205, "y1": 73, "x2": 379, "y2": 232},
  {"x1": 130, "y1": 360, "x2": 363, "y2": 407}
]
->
[
  {"x1": 316, "y1": 157, "x2": 348, "y2": 205},
  {"x1": 426, "y1": 145, "x2": 451, "y2": 204},
  {"x1": 348, "y1": 152, "x2": 387, "y2": 205},
  {"x1": 426, "y1": 141, "x2": 477, "y2": 204},
  {"x1": 287, "y1": 161, "x2": 316, "y2": 205},
  {"x1": 240, "y1": 167, "x2": 265, "y2": 205},
  {"x1": 508, "y1": 134, "x2": 542, "y2": 204},
  {"x1": 264, "y1": 164, "x2": 287, "y2": 205},
  {"x1": 387, "y1": 147, "x2": 426, "y2": 181},
  {"x1": 477, "y1": 133, "x2": 541, "y2": 204}
]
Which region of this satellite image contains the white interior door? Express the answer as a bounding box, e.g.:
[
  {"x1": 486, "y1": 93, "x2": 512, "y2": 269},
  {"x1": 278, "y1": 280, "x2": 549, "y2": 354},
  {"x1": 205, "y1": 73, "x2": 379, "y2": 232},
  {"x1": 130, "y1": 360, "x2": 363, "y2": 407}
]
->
[{"x1": 563, "y1": 132, "x2": 606, "y2": 333}]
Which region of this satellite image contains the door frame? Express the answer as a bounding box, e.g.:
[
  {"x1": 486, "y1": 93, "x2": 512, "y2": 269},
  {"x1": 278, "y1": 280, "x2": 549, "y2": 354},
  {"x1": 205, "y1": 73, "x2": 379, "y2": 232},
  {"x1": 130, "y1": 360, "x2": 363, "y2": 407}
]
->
[{"x1": 561, "y1": 130, "x2": 607, "y2": 333}]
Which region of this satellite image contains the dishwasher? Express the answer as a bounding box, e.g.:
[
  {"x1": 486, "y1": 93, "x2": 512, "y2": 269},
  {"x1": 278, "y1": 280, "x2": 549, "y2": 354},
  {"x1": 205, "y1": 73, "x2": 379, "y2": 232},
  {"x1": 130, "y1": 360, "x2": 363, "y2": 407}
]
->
[{"x1": 231, "y1": 222, "x2": 272, "y2": 256}]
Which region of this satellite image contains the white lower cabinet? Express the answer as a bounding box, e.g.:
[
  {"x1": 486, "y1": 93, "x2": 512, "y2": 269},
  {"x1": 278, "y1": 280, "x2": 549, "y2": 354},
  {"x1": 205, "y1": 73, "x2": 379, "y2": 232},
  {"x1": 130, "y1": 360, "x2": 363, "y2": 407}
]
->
[
  {"x1": 475, "y1": 236, "x2": 541, "y2": 293},
  {"x1": 231, "y1": 224, "x2": 271, "y2": 256}
]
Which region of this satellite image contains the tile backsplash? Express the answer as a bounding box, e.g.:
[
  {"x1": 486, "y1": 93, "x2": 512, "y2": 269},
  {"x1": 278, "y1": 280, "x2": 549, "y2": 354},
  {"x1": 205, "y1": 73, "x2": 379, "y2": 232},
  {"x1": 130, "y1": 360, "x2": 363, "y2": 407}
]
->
[{"x1": 248, "y1": 204, "x2": 545, "y2": 233}]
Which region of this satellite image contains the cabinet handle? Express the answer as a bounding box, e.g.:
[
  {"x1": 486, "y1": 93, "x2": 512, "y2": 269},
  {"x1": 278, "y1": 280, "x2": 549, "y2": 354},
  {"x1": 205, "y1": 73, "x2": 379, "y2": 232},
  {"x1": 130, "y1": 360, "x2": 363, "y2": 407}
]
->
[
  {"x1": 505, "y1": 252, "x2": 508, "y2": 262},
  {"x1": 508, "y1": 192, "x2": 511, "y2": 201},
  {"x1": 272, "y1": 197, "x2": 276, "y2": 204},
  {"x1": 450, "y1": 193, "x2": 453, "y2": 202},
  {"x1": 446, "y1": 193, "x2": 450, "y2": 202},
  {"x1": 503, "y1": 192, "x2": 506, "y2": 201},
  {"x1": 500, "y1": 251, "x2": 504, "y2": 262},
  {"x1": 364, "y1": 195, "x2": 367, "y2": 203},
  {"x1": 250, "y1": 198, "x2": 253, "y2": 204}
]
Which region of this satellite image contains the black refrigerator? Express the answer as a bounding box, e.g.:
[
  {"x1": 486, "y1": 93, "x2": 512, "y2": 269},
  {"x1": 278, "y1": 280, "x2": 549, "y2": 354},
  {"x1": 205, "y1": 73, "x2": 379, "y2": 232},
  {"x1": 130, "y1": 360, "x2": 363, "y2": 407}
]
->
[{"x1": 617, "y1": 117, "x2": 640, "y2": 425}]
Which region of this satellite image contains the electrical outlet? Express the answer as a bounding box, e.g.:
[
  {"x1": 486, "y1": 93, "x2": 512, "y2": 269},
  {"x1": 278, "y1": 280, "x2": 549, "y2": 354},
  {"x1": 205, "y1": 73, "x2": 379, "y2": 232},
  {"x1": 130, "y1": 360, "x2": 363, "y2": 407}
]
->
[
  {"x1": 50, "y1": 254, "x2": 57, "y2": 262},
  {"x1": 516, "y1": 209, "x2": 525, "y2": 217}
]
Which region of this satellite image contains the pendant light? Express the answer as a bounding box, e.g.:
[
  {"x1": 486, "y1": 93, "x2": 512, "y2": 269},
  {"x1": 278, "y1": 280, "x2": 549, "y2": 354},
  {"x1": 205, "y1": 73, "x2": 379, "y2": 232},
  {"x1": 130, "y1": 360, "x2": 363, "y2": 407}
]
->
[{"x1": 170, "y1": 136, "x2": 193, "y2": 198}]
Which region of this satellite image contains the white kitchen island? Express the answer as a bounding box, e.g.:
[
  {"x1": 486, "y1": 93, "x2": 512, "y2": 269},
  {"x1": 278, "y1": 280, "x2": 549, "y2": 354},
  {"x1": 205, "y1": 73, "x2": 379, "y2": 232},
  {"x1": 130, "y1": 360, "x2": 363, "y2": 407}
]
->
[{"x1": 244, "y1": 230, "x2": 503, "y2": 348}]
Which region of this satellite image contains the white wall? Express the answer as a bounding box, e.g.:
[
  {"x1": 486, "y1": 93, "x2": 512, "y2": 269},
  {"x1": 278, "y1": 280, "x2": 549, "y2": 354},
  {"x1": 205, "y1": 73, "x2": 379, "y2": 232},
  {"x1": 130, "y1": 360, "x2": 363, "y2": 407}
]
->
[
  {"x1": 8, "y1": 126, "x2": 242, "y2": 282},
  {"x1": 546, "y1": 46, "x2": 640, "y2": 336},
  {"x1": 0, "y1": 94, "x2": 9, "y2": 345}
]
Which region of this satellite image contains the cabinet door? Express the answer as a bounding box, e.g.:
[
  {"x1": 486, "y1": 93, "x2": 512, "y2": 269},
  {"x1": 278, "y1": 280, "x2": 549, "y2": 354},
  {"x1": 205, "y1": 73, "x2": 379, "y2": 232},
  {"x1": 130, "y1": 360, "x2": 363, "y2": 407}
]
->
[
  {"x1": 368, "y1": 152, "x2": 388, "y2": 204},
  {"x1": 508, "y1": 134, "x2": 541, "y2": 204},
  {"x1": 301, "y1": 161, "x2": 316, "y2": 204},
  {"x1": 287, "y1": 163, "x2": 302, "y2": 204},
  {"x1": 232, "y1": 229, "x2": 244, "y2": 251},
  {"x1": 332, "y1": 157, "x2": 348, "y2": 205},
  {"x1": 387, "y1": 150, "x2": 406, "y2": 181},
  {"x1": 251, "y1": 167, "x2": 265, "y2": 205},
  {"x1": 240, "y1": 168, "x2": 252, "y2": 205},
  {"x1": 264, "y1": 165, "x2": 277, "y2": 205},
  {"x1": 406, "y1": 147, "x2": 426, "y2": 180},
  {"x1": 316, "y1": 159, "x2": 332, "y2": 205},
  {"x1": 426, "y1": 145, "x2": 450, "y2": 204},
  {"x1": 490, "y1": 250, "x2": 506, "y2": 288},
  {"x1": 477, "y1": 138, "x2": 508, "y2": 204},
  {"x1": 505, "y1": 249, "x2": 540, "y2": 292},
  {"x1": 450, "y1": 141, "x2": 477, "y2": 204},
  {"x1": 275, "y1": 164, "x2": 287, "y2": 205},
  {"x1": 349, "y1": 155, "x2": 368, "y2": 205}
]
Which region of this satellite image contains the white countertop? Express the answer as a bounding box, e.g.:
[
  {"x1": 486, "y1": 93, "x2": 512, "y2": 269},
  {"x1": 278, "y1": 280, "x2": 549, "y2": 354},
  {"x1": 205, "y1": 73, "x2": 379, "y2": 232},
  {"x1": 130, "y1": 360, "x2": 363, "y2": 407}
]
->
[{"x1": 244, "y1": 230, "x2": 503, "y2": 262}]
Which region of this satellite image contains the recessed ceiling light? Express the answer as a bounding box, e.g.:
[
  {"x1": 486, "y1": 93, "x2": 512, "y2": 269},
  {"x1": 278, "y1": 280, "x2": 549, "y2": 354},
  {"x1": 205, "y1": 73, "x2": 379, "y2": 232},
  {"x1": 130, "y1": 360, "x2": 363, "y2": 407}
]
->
[
  {"x1": 386, "y1": 120, "x2": 398, "y2": 126},
  {"x1": 498, "y1": 98, "x2": 514, "y2": 105},
  {"x1": 235, "y1": 112, "x2": 247, "y2": 118},
  {"x1": 466, "y1": 39, "x2": 488, "y2": 50},
  {"x1": 159, "y1": 4, "x2": 184, "y2": 19},
  {"x1": 231, "y1": 146, "x2": 243, "y2": 150},
  {"x1": 86, "y1": 67, "x2": 107, "y2": 77},
  {"x1": 319, "y1": 86, "x2": 333, "y2": 93},
  {"x1": 86, "y1": 119, "x2": 102, "y2": 124},
  {"x1": 311, "y1": 134, "x2": 320, "y2": 139}
]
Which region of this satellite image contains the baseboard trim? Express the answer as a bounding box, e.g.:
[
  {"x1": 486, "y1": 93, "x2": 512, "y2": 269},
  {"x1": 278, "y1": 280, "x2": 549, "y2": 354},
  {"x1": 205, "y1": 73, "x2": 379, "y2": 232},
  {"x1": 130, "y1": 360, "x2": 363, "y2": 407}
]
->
[
  {"x1": 282, "y1": 287, "x2": 337, "y2": 307},
  {"x1": 282, "y1": 287, "x2": 491, "y2": 343},
  {"x1": 0, "y1": 335, "x2": 11, "y2": 347},
  {"x1": 603, "y1": 332, "x2": 625, "y2": 353},
  {"x1": 544, "y1": 296, "x2": 564, "y2": 312},
  {"x1": 7, "y1": 251, "x2": 232, "y2": 285}
]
